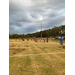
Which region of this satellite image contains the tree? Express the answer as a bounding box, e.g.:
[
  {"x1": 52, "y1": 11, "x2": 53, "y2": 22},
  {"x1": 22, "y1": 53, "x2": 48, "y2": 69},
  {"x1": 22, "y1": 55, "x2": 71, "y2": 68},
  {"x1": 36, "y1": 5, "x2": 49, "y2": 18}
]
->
[{"x1": 9, "y1": 25, "x2": 65, "y2": 39}]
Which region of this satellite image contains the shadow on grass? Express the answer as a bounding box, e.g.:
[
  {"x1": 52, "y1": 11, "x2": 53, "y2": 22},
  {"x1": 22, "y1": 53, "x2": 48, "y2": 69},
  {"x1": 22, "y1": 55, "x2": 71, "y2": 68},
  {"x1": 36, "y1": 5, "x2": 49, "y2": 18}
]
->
[
  {"x1": 9, "y1": 48, "x2": 26, "y2": 55},
  {"x1": 22, "y1": 49, "x2": 26, "y2": 50}
]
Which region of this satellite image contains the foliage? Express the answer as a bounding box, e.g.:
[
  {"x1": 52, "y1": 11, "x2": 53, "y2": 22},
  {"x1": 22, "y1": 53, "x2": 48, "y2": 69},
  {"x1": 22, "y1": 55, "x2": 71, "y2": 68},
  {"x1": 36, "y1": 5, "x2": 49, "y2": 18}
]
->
[{"x1": 9, "y1": 25, "x2": 65, "y2": 38}]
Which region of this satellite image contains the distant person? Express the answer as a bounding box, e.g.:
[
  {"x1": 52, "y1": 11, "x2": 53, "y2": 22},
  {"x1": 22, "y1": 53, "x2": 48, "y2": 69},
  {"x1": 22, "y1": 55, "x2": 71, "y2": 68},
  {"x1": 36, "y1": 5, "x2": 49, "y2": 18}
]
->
[
  {"x1": 47, "y1": 37, "x2": 48, "y2": 42},
  {"x1": 31, "y1": 38, "x2": 32, "y2": 41},
  {"x1": 35, "y1": 39, "x2": 36, "y2": 42},
  {"x1": 37, "y1": 39, "x2": 38, "y2": 42},
  {"x1": 28, "y1": 38, "x2": 29, "y2": 41},
  {"x1": 34, "y1": 39, "x2": 35, "y2": 41},
  {"x1": 27, "y1": 38, "x2": 28, "y2": 42},
  {"x1": 45, "y1": 39, "x2": 46, "y2": 42},
  {"x1": 27, "y1": 38, "x2": 28, "y2": 41},
  {"x1": 23, "y1": 38, "x2": 24, "y2": 41},
  {"x1": 59, "y1": 36, "x2": 63, "y2": 48}
]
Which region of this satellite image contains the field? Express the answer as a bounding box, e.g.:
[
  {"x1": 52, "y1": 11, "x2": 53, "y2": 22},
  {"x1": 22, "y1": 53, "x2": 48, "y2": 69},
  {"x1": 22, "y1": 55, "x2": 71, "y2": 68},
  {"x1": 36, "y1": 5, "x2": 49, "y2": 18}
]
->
[{"x1": 9, "y1": 38, "x2": 65, "y2": 75}]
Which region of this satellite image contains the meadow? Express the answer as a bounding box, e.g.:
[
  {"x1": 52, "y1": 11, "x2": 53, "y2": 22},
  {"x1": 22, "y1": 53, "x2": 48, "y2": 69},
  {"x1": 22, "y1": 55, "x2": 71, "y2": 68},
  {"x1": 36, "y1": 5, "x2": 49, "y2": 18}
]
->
[{"x1": 9, "y1": 38, "x2": 65, "y2": 75}]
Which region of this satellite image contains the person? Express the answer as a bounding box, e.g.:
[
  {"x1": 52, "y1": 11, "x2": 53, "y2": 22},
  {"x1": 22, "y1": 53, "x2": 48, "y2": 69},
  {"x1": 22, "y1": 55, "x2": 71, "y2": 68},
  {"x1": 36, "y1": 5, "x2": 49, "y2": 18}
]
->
[
  {"x1": 47, "y1": 37, "x2": 48, "y2": 42},
  {"x1": 28, "y1": 38, "x2": 29, "y2": 41},
  {"x1": 31, "y1": 38, "x2": 32, "y2": 41},
  {"x1": 34, "y1": 39, "x2": 35, "y2": 41},
  {"x1": 23, "y1": 38, "x2": 24, "y2": 41},
  {"x1": 35, "y1": 39, "x2": 36, "y2": 42},
  {"x1": 27, "y1": 38, "x2": 28, "y2": 41},
  {"x1": 27, "y1": 38, "x2": 28, "y2": 42},
  {"x1": 37, "y1": 39, "x2": 39, "y2": 42},
  {"x1": 59, "y1": 36, "x2": 63, "y2": 48},
  {"x1": 35, "y1": 39, "x2": 37, "y2": 42}
]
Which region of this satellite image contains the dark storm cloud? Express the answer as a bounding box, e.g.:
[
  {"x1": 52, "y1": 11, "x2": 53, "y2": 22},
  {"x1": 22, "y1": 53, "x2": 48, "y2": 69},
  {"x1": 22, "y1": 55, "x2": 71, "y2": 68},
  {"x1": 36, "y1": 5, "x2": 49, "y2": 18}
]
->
[{"x1": 9, "y1": 0, "x2": 65, "y2": 34}]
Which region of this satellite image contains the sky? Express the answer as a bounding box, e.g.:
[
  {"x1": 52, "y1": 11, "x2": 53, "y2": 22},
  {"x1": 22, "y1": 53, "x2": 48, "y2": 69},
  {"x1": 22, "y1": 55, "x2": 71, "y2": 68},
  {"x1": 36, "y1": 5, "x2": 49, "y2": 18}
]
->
[{"x1": 9, "y1": 0, "x2": 65, "y2": 34}]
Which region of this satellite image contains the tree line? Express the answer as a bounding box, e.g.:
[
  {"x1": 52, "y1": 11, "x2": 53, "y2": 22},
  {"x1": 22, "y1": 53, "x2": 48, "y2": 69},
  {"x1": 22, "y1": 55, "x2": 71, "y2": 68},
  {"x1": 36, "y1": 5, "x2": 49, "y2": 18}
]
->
[{"x1": 9, "y1": 25, "x2": 65, "y2": 39}]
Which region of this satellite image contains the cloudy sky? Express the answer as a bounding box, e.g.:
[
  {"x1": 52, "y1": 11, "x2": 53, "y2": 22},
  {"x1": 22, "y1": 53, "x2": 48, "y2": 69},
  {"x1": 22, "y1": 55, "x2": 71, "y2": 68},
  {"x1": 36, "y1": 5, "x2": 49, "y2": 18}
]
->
[{"x1": 9, "y1": 0, "x2": 65, "y2": 34}]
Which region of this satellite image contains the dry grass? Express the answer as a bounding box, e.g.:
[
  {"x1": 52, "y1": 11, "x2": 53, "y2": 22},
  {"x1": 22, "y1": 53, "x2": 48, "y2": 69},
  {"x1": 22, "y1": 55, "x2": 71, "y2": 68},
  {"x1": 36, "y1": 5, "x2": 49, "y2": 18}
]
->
[{"x1": 9, "y1": 39, "x2": 65, "y2": 75}]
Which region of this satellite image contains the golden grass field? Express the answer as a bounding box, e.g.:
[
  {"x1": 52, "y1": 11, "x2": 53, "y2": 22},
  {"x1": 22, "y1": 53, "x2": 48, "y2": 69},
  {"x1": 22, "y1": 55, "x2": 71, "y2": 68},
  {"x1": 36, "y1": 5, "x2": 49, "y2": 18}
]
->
[{"x1": 9, "y1": 38, "x2": 65, "y2": 75}]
